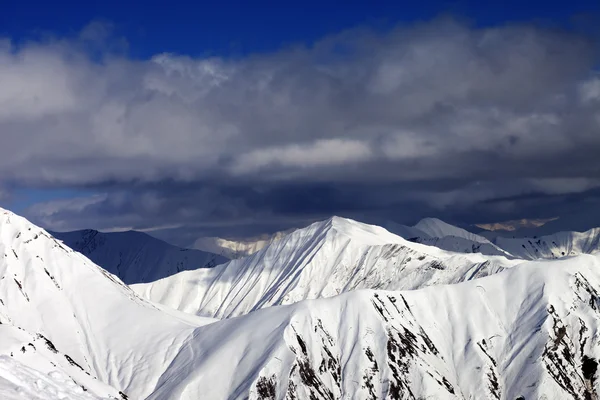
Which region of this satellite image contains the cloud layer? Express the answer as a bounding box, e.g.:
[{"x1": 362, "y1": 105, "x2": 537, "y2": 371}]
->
[{"x1": 1, "y1": 19, "x2": 599, "y2": 243}]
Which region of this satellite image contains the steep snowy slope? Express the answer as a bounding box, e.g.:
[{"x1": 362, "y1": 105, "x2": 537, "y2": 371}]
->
[
  {"x1": 148, "y1": 253, "x2": 600, "y2": 400},
  {"x1": 0, "y1": 208, "x2": 213, "y2": 399},
  {"x1": 193, "y1": 229, "x2": 294, "y2": 259},
  {"x1": 385, "y1": 218, "x2": 513, "y2": 258},
  {"x1": 496, "y1": 227, "x2": 600, "y2": 260},
  {"x1": 133, "y1": 217, "x2": 517, "y2": 319},
  {"x1": 52, "y1": 229, "x2": 227, "y2": 284}
]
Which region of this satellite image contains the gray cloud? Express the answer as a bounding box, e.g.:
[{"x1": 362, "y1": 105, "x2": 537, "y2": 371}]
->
[{"x1": 1, "y1": 19, "x2": 600, "y2": 243}]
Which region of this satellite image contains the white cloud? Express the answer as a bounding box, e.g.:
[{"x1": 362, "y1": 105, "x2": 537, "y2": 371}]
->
[
  {"x1": 580, "y1": 77, "x2": 600, "y2": 103},
  {"x1": 0, "y1": 47, "x2": 83, "y2": 119},
  {"x1": 1, "y1": 19, "x2": 600, "y2": 239},
  {"x1": 382, "y1": 131, "x2": 440, "y2": 160},
  {"x1": 0, "y1": 19, "x2": 596, "y2": 188},
  {"x1": 231, "y1": 139, "x2": 373, "y2": 174}
]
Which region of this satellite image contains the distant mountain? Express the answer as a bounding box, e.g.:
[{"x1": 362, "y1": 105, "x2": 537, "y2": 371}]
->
[
  {"x1": 475, "y1": 217, "x2": 559, "y2": 233},
  {"x1": 495, "y1": 227, "x2": 600, "y2": 260},
  {"x1": 414, "y1": 217, "x2": 490, "y2": 243},
  {"x1": 133, "y1": 216, "x2": 516, "y2": 319},
  {"x1": 387, "y1": 218, "x2": 600, "y2": 261},
  {"x1": 193, "y1": 229, "x2": 294, "y2": 259},
  {"x1": 385, "y1": 218, "x2": 513, "y2": 258},
  {"x1": 476, "y1": 212, "x2": 600, "y2": 240},
  {"x1": 51, "y1": 229, "x2": 227, "y2": 284}
]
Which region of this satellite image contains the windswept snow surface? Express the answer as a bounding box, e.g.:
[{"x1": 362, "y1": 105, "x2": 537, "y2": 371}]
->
[
  {"x1": 0, "y1": 325, "x2": 119, "y2": 399},
  {"x1": 0, "y1": 355, "x2": 104, "y2": 400},
  {"x1": 133, "y1": 216, "x2": 517, "y2": 319},
  {"x1": 52, "y1": 229, "x2": 227, "y2": 284},
  {"x1": 147, "y1": 253, "x2": 600, "y2": 400}
]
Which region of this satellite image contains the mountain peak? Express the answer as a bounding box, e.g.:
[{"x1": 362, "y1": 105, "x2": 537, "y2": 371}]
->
[
  {"x1": 133, "y1": 215, "x2": 514, "y2": 319},
  {"x1": 318, "y1": 216, "x2": 416, "y2": 246},
  {"x1": 324, "y1": 215, "x2": 366, "y2": 231}
]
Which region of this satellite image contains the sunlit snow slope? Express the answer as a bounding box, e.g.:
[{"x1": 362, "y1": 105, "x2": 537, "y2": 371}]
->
[
  {"x1": 0, "y1": 325, "x2": 119, "y2": 399},
  {"x1": 147, "y1": 253, "x2": 600, "y2": 400},
  {"x1": 0, "y1": 208, "x2": 212, "y2": 399},
  {"x1": 133, "y1": 216, "x2": 517, "y2": 319}
]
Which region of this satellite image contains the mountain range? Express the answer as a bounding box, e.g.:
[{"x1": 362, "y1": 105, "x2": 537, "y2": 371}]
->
[
  {"x1": 2, "y1": 207, "x2": 600, "y2": 398},
  {"x1": 190, "y1": 217, "x2": 600, "y2": 263}
]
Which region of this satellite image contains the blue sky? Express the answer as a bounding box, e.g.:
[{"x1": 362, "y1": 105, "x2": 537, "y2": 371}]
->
[
  {"x1": 1, "y1": 0, "x2": 600, "y2": 244},
  {"x1": 2, "y1": 0, "x2": 599, "y2": 58}
]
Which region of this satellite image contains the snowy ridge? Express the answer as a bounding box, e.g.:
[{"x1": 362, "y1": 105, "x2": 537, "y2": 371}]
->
[
  {"x1": 147, "y1": 253, "x2": 600, "y2": 399},
  {"x1": 495, "y1": 227, "x2": 600, "y2": 260},
  {"x1": 133, "y1": 216, "x2": 517, "y2": 319},
  {"x1": 52, "y1": 229, "x2": 227, "y2": 284}
]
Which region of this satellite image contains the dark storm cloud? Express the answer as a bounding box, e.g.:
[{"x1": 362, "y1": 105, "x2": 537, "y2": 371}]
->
[{"x1": 1, "y1": 19, "x2": 600, "y2": 242}]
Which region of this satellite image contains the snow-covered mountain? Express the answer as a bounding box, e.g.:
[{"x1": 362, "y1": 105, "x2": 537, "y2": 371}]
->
[
  {"x1": 495, "y1": 227, "x2": 600, "y2": 260},
  {"x1": 193, "y1": 229, "x2": 294, "y2": 259},
  {"x1": 146, "y1": 253, "x2": 600, "y2": 399},
  {"x1": 4, "y1": 207, "x2": 600, "y2": 398},
  {"x1": 0, "y1": 207, "x2": 216, "y2": 398},
  {"x1": 51, "y1": 229, "x2": 227, "y2": 284},
  {"x1": 133, "y1": 216, "x2": 517, "y2": 319},
  {"x1": 414, "y1": 217, "x2": 489, "y2": 243},
  {"x1": 391, "y1": 217, "x2": 600, "y2": 261},
  {"x1": 385, "y1": 218, "x2": 513, "y2": 258}
]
